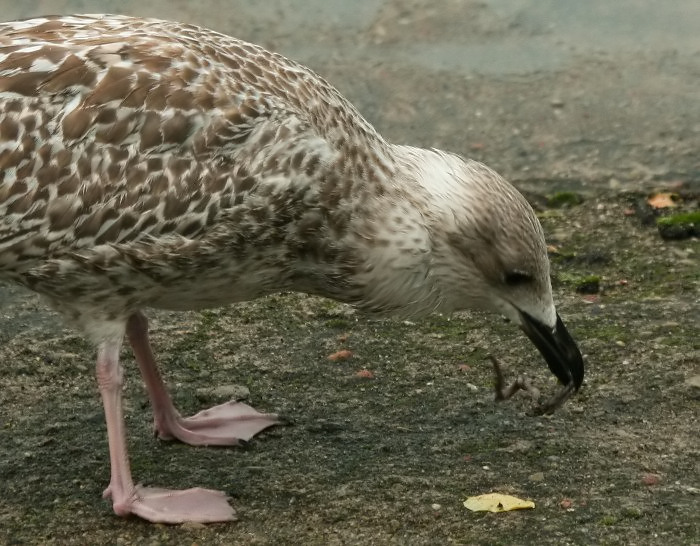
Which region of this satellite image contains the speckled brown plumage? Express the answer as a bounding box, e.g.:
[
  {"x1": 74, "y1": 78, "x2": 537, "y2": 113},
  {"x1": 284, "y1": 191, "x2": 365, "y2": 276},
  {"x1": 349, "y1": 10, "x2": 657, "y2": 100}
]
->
[
  {"x1": 0, "y1": 15, "x2": 583, "y2": 524},
  {"x1": 0, "y1": 15, "x2": 402, "y2": 335}
]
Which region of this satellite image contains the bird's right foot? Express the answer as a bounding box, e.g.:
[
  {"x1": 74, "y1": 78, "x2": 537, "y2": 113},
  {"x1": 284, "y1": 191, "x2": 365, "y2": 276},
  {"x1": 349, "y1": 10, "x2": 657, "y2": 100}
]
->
[{"x1": 154, "y1": 401, "x2": 280, "y2": 446}]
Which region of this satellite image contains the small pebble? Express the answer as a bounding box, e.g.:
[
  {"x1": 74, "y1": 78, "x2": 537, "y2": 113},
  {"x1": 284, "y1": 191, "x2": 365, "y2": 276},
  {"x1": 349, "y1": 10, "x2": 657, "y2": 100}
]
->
[
  {"x1": 685, "y1": 375, "x2": 700, "y2": 388},
  {"x1": 196, "y1": 384, "x2": 250, "y2": 402},
  {"x1": 642, "y1": 473, "x2": 661, "y2": 486},
  {"x1": 328, "y1": 349, "x2": 353, "y2": 361},
  {"x1": 180, "y1": 521, "x2": 207, "y2": 530},
  {"x1": 502, "y1": 439, "x2": 533, "y2": 453}
]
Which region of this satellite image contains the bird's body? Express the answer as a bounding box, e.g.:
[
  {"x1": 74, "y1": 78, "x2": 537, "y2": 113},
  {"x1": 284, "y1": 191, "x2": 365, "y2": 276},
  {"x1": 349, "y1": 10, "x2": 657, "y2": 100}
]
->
[
  {"x1": 0, "y1": 15, "x2": 584, "y2": 524},
  {"x1": 0, "y1": 15, "x2": 392, "y2": 332}
]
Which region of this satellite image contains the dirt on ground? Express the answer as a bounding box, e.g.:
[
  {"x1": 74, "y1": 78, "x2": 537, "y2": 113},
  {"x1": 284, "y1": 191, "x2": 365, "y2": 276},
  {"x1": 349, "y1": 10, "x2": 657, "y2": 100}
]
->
[{"x1": 0, "y1": 1, "x2": 698, "y2": 545}]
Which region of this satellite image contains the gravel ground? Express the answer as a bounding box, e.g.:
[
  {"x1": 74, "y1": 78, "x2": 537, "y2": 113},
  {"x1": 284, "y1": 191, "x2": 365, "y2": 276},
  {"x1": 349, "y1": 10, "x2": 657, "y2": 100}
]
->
[{"x1": 0, "y1": 1, "x2": 698, "y2": 545}]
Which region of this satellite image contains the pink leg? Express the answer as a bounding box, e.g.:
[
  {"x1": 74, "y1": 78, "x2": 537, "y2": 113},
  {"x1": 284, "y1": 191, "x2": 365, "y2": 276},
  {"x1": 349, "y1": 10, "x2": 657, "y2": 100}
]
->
[
  {"x1": 96, "y1": 339, "x2": 235, "y2": 523},
  {"x1": 126, "y1": 311, "x2": 279, "y2": 446}
]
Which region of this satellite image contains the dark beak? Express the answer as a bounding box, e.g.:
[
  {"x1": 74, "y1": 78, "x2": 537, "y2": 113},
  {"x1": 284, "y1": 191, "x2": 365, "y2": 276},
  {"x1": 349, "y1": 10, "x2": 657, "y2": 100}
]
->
[{"x1": 519, "y1": 311, "x2": 584, "y2": 391}]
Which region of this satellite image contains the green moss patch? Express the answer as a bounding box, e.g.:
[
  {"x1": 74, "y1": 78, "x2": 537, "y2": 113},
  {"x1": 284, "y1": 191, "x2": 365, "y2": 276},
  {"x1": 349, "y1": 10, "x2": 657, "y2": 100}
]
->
[
  {"x1": 656, "y1": 211, "x2": 700, "y2": 240},
  {"x1": 555, "y1": 272, "x2": 601, "y2": 293},
  {"x1": 547, "y1": 191, "x2": 584, "y2": 208}
]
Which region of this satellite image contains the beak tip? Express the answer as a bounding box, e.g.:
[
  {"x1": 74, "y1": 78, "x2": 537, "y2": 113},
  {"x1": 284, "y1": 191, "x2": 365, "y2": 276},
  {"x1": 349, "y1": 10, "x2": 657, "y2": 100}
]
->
[{"x1": 520, "y1": 311, "x2": 585, "y2": 393}]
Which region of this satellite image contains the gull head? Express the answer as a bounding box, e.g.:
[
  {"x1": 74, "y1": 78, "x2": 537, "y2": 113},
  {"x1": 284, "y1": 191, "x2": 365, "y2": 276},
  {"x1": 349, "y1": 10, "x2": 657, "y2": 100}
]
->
[{"x1": 410, "y1": 148, "x2": 584, "y2": 394}]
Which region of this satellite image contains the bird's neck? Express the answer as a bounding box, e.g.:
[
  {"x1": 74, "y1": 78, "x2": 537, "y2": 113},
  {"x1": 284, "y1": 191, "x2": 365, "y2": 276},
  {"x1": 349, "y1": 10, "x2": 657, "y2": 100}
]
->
[{"x1": 276, "y1": 145, "x2": 453, "y2": 317}]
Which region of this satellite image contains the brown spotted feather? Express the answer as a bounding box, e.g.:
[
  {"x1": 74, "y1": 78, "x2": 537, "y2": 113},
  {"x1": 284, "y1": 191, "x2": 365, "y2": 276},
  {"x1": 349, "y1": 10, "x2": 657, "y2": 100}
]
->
[
  {"x1": 0, "y1": 14, "x2": 555, "y2": 341},
  {"x1": 0, "y1": 15, "x2": 403, "y2": 330},
  {"x1": 0, "y1": 14, "x2": 585, "y2": 524}
]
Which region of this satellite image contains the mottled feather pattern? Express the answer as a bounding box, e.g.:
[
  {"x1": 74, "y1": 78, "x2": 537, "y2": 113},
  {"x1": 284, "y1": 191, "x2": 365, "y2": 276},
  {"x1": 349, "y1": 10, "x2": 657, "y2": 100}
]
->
[
  {"x1": 0, "y1": 15, "x2": 585, "y2": 523},
  {"x1": 0, "y1": 14, "x2": 548, "y2": 337},
  {"x1": 0, "y1": 15, "x2": 405, "y2": 325}
]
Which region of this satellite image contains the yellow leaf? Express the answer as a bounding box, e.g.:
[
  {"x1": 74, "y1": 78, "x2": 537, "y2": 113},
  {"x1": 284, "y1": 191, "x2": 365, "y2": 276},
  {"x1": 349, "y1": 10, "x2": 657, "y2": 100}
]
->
[
  {"x1": 463, "y1": 493, "x2": 535, "y2": 513},
  {"x1": 647, "y1": 192, "x2": 677, "y2": 209}
]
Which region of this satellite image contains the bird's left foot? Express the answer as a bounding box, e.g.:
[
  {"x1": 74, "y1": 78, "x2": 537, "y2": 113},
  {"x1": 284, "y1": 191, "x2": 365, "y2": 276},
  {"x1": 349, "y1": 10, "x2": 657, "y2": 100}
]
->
[
  {"x1": 104, "y1": 484, "x2": 236, "y2": 523},
  {"x1": 155, "y1": 401, "x2": 280, "y2": 446}
]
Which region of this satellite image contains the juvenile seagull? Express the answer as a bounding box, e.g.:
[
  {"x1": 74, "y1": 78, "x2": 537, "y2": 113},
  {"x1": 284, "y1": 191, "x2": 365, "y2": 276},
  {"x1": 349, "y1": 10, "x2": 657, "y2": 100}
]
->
[{"x1": 0, "y1": 15, "x2": 584, "y2": 523}]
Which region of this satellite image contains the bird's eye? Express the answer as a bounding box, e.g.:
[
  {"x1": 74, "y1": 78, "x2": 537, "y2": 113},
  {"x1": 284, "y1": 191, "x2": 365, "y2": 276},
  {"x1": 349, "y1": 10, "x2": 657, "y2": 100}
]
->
[{"x1": 504, "y1": 270, "x2": 532, "y2": 286}]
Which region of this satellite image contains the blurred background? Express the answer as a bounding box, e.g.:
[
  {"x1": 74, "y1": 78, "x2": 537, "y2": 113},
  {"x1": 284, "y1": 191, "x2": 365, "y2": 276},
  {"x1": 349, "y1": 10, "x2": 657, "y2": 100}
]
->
[{"x1": 4, "y1": 0, "x2": 699, "y2": 191}]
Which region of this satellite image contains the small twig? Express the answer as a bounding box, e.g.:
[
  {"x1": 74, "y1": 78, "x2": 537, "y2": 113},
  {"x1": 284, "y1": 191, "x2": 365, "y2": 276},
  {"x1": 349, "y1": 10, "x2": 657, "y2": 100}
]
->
[
  {"x1": 532, "y1": 383, "x2": 576, "y2": 415},
  {"x1": 488, "y1": 354, "x2": 576, "y2": 415},
  {"x1": 489, "y1": 355, "x2": 540, "y2": 402}
]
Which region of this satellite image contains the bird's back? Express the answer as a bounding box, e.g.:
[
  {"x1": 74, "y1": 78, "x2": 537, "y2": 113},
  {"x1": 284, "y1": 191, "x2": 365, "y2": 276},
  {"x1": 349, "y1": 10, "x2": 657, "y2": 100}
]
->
[{"x1": 0, "y1": 15, "x2": 389, "y2": 313}]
